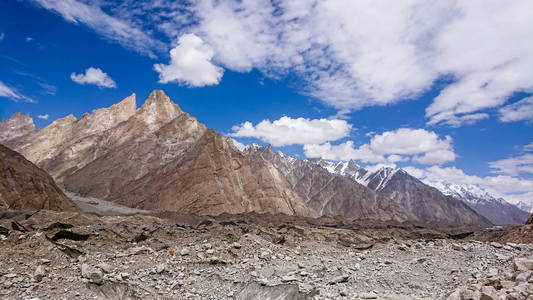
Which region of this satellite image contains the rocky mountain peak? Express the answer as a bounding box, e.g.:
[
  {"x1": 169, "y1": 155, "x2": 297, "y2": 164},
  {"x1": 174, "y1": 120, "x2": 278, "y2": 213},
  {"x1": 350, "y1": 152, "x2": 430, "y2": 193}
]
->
[
  {"x1": 0, "y1": 112, "x2": 35, "y2": 145},
  {"x1": 137, "y1": 90, "x2": 183, "y2": 130}
]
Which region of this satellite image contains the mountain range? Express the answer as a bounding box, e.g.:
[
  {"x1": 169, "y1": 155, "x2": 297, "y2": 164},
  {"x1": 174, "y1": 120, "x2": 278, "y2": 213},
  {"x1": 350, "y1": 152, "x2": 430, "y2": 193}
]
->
[
  {"x1": 1, "y1": 90, "x2": 527, "y2": 226},
  {"x1": 307, "y1": 157, "x2": 529, "y2": 225}
]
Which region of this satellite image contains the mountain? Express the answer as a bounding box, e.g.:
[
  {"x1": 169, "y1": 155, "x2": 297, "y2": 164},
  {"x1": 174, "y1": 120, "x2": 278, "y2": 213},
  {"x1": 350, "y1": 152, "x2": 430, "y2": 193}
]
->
[
  {"x1": 0, "y1": 90, "x2": 315, "y2": 217},
  {"x1": 0, "y1": 112, "x2": 35, "y2": 148},
  {"x1": 313, "y1": 161, "x2": 491, "y2": 226},
  {"x1": 428, "y1": 181, "x2": 530, "y2": 225},
  {"x1": 527, "y1": 214, "x2": 533, "y2": 225},
  {"x1": 514, "y1": 201, "x2": 533, "y2": 214},
  {"x1": 0, "y1": 144, "x2": 79, "y2": 211},
  {"x1": 246, "y1": 145, "x2": 415, "y2": 222}
]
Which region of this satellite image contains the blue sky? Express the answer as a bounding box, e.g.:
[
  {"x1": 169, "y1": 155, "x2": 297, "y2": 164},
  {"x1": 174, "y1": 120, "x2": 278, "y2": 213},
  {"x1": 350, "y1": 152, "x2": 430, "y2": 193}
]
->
[{"x1": 1, "y1": 0, "x2": 532, "y2": 205}]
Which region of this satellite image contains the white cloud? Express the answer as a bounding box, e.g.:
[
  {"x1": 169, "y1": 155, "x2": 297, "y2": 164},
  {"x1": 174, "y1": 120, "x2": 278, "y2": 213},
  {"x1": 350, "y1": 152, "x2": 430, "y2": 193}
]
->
[
  {"x1": 188, "y1": 0, "x2": 533, "y2": 126},
  {"x1": 0, "y1": 81, "x2": 34, "y2": 102},
  {"x1": 304, "y1": 128, "x2": 456, "y2": 165},
  {"x1": 37, "y1": 114, "x2": 49, "y2": 120},
  {"x1": 230, "y1": 116, "x2": 351, "y2": 147},
  {"x1": 524, "y1": 142, "x2": 533, "y2": 152},
  {"x1": 489, "y1": 154, "x2": 533, "y2": 176},
  {"x1": 71, "y1": 67, "x2": 116, "y2": 88},
  {"x1": 0, "y1": 32, "x2": 5, "y2": 41},
  {"x1": 498, "y1": 96, "x2": 533, "y2": 123},
  {"x1": 154, "y1": 33, "x2": 223, "y2": 87},
  {"x1": 33, "y1": 0, "x2": 163, "y2": 57},
  {"x1": 304, "y1": 142, "x2": 385, "y2": 163},
  {"x1": 34, "y1": 0, "x2": 533, "y2": 125},
  {"x1": 25, "y1": 37, "x2": 33, "y2": 42}
]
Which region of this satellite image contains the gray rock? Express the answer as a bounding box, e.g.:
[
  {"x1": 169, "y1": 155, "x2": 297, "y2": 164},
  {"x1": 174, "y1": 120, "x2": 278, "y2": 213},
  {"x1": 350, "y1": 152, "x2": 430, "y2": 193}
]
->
[
  {"x1": 359, "y1": 292, "x2": 378, "y2": 299},
  {"x1": 81, "y1": 264, "x2": 104, "y2": 285},
  {"x1": 490, "y1": 242, "x2": 503, "y2": 248},
  {"x1": 96, "y1": 263, "x2": 113, "y2": 274},
  {"x1": 329, "y1": 275, "x2": 349, "y2": 284},
  {"x1": 513, "y1": 257, "x2": 533, "y2": 272},
  {"x1": 180, "y1": 248, "x2": 190, "y2": 256},
  {"x1": 33, "y1": 265, "x2": 46, "y2": 282},
  {"x1": 480, "y1": 286, "x2": 498, "y2": 300},
  {"x1": 514, "y1": 271, "x2": 532, "y2": 282}
]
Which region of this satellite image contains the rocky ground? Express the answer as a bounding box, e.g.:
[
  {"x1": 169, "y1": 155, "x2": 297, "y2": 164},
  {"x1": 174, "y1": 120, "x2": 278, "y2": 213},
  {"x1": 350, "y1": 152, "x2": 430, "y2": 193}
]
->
[{"x1": 0, "y1": 210, "x2": 531, "y2": 300}]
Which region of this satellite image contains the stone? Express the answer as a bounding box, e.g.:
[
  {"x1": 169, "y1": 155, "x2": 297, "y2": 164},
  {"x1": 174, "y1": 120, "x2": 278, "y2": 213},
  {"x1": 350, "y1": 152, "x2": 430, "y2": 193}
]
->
[
  {"x1": 259, "y1": 251, "x2": 271, "y2": 260},
  {"x1": 490, "y1": 242, "x2": 503, "y2": 248},
  {"x1": 81, "y1": 264, "x2": 103, "y2": 285},
  {"x1": 156, "y1": 264, "x2": 166, "y2": 274},
  {"x1": 487, "y1": 268, "x2": 498, "y2": 277},
  {"x1": 281, "y1": 275, "x2": 298, "y2": 282},
  {"x1": 359, "y1": 292, "x2": 378, "y2": 299},
  {"x1": 329, "y1": 275, "x2": 349, "y2": 284},
  {"x1": 480, "y1": 286, "x2": 498, "y2": 300},
  {"x1": 180, "y1": 248, "x2": 190, "y2": 256},
  {"x1": 515, "y1": 271, "x2": 532, "y2": 282},
  {"x1": 206, "y1": 249, "x2": 215, "y2": 255},
  {"x1": 231, "y1": 242, "x2": 242, "y2": 249},
  {"x1": 513, "y1": 257, "x2": 533, "y2": 272},
  {"x1": 33, "y1": 266, "x2": 46, "y2": 282},
  {"x1": 96, "y1": 263, "x2": 113, "y2": 274}
]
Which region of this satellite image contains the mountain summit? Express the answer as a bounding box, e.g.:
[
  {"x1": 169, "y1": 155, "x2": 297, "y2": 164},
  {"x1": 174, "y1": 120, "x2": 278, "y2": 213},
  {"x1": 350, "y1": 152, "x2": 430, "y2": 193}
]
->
[{"x1": 0, "y1": 90, "x2": 315, "y2": 217}]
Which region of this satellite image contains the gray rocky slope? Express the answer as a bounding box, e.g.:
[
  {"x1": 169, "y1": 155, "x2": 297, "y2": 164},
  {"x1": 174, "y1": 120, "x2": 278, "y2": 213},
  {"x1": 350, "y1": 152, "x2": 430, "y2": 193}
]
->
[{"x1": 247, "y1": 145, "x2": 491, "y2": 226}]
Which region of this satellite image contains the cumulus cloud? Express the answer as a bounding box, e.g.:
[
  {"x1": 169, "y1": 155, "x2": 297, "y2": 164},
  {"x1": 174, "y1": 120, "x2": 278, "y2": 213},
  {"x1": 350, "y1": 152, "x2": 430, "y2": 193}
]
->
[
  {"x1": 230, "y1": 116, "x2": 351, "y2": 147},
  {"x1": 0, "y1": 81, "x2": 34, "y2": 102},
  {"x1": 34, "y1": 0, "x2": 533, "y2": 125},
  {"x1": 33, "y1": 0, "x2": 163, "y2": 57},
  {"x1": 71, "y1": 67, "x2": 116, "y2": 88},
  {"x1": 498, "y1": 96, "x2": 533, "y2": 123},
  {"x1": 37, "y1": 114, "x2": 49, "y2": 120},
  {"x1": 154, "y1": 34, "x2": 223, "y2": 87},
  {"x1": 304, "y1": 128, "x2": 456, "y2": 165},
  {"x1": 189, "y1": 0, "x2": 533, "y2": 126},
  {"x1": 489, "y1": 154, "x2": 533, "y2": 176}
]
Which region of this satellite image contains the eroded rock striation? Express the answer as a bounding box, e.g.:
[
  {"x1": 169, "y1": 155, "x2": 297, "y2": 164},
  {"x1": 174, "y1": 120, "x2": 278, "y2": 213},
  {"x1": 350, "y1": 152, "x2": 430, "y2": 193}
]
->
[
  {"x1": 246, "y1": 145, "x2": 415, "y2": 222},
  {"x1": 0, "y1": 144, "x2": 78, "y2": 211},
  {"x1": 1, "y1": 91, "x2": 314, "y2": 217}
]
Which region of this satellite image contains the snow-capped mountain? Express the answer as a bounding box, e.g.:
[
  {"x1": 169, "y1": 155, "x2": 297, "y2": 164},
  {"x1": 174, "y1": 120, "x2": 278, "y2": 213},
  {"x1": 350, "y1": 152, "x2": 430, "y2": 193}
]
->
[
  {"x1": 428, "y1": 181, "x2": 530, "y2": 225},
  {"x1": 313, "y1": 159, "x2": 528, "y2": 225},
  {"x1": 247, "y1": 145, "x2": 491, "y2": 226},
  {"x1": 515, "y1": 201, "x2": 533, "y2": 214}
]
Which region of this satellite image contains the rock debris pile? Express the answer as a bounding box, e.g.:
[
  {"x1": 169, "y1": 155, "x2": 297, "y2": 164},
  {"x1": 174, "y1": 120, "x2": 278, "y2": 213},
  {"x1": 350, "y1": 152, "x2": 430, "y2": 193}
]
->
[{"x1": 0, "y1": 210, "x2": 531, "y2": 299}]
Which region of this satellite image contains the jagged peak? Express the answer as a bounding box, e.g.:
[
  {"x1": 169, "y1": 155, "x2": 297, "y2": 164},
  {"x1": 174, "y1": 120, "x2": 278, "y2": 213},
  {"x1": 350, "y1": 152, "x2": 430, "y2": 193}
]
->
[
  {"x1": 141, "y1": 90, "x2": 180, "y2": 111},
  {"x1": 137, "y1": 90, "x2": 183, "y2": 130}
]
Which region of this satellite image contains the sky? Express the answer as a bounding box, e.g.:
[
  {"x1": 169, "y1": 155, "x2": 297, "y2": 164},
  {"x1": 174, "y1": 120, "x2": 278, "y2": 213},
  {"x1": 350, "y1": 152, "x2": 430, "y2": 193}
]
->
[{"x1": 0, "y1": 0, "x2": 532, "y2": 207}]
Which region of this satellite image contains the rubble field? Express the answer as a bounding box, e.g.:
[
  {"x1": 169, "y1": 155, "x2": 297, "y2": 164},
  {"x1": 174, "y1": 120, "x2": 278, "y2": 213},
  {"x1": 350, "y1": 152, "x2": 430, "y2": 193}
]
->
[{"x1": 0, "y1": 210, "x2": 531, "y2": 300}]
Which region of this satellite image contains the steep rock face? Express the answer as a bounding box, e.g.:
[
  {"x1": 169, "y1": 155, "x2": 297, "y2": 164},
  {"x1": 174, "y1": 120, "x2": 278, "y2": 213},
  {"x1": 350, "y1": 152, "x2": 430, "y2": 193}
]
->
[
  {"x1": 0, "y1": 113, "x2": 35, "y2": 147},
  {"x1": 360, "y1": 168, "x2": 491, "y2": 226},
  {"x1": 0, "y1": 144, "x2": 78, "y2": 211},
  {"x1": 246, "y1": 146, "x2": 414, "y2": 221},
  {"x1": 2, "y1": 91, "x2": 315, "y2": 217},
  {"x1": 527, "y1": 214, "x2": 533, "y2": 225},
  {"x1": 430, "y1": 182, "x2": 530, "y2": 225},
  {"x1": 313, "y1": 161, "x2": 490, "y2": 226}
]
